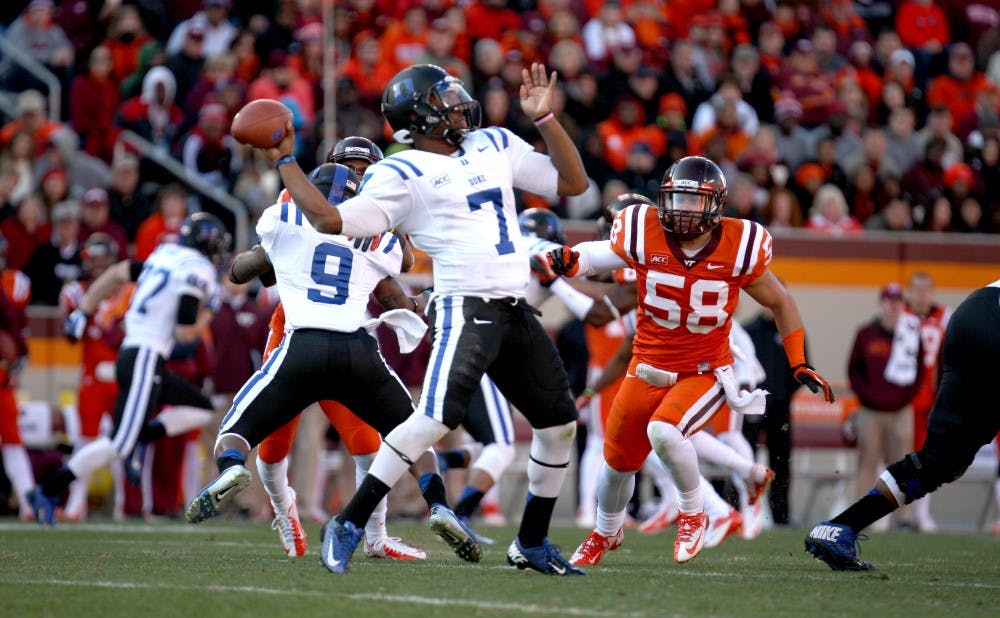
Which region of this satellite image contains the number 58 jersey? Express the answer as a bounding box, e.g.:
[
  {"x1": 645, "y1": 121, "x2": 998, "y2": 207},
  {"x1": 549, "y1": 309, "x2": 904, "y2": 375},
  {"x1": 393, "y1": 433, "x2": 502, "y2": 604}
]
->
[
  {"x1": 257, "y1": 199, "x2": 404, "y2": 332},
  {"x1": 610, "y1": 204, "x2": 773, "y2": 374}
]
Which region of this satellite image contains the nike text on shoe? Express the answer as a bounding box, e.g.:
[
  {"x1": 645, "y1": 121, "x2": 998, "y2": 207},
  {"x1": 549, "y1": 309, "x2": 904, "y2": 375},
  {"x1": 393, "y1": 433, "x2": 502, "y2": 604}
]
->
[
  {"x1": 569, "y1": 528, "x2": 624, "y2": 566},
  {"x1": 704, "y1": 509, "x2": 743, "y2": 549},
  {"x1": 124, "y1": 443, "x2": 147, "y2": 486},
  {"x1": 428, "y1": 504, "x2": 483, "y2": 563},
  {"x1": 508, "y1": 537, "x2": 586, "y2": 575},
  {"x1": 185, "y1": 465, "x2": 252, "y2": 523},
  {"x1": 365, "y1": 536, "x2": 427, "y2": 560},
  {"x1": 321, "y1": 518, "x2": 364, "y2": 574},
  {"x1": 804, "y1": 521, "x2": 877, "y2": 571},
  {"x1": 747, "y1": 467, "x2": 776, "y2": 506},
  {"x1": 638, "y1": 503, "x2": 679, "y2": 535},
  {"x1": 674, "y1": 511, "x2": 708, "y2": 563},
  {"x1": 27, "y1": 488, "x2": 58, "y2": 526}
]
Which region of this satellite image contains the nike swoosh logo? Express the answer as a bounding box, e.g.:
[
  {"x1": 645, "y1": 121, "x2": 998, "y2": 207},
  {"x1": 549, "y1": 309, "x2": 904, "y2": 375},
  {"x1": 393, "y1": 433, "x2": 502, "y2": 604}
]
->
[
  {"x1": 326, "y1": 538, "x2": 340, "y2": 569},
  {"x1": 551, "y1": 562, "x2": 566, "y2": 574},
  {"x1": 472, "y1": 318, "x2": 491, "y2": 325},
  {"x1": 706, "y1": 264, "x2": 724, "y2": 270},
  {"x1": 478, "y1": 145, "x2": 489, "y2": 152}
]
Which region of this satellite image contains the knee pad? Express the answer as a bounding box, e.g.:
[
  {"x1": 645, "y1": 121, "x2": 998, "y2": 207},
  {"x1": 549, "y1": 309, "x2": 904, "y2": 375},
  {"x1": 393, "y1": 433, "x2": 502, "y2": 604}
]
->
[
  {"x1": 471, "y1": 442, "x2": 516, "y2": 482},
  {"x1": 383, "y1": 413, "x2": 450, "y2": 465}
]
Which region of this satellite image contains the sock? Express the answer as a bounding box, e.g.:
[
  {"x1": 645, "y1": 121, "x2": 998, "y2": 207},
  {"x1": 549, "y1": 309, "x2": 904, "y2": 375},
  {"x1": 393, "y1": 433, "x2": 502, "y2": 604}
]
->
[
  {"x1": 354, "y1": 453, "x2": 388, "y2": 541},
  {"x1": 518, "y1": 493, "x2": 557, "y2": 547},
  {"x1": 830, "y1": 488, "x2": 896, "y2": 533},
  {"x1": 595, "y1": 463, "x2": 635, "y2": 536},
  {"x1": 338, "y1": 474, "x2": 391, "y2": 529},
  {"x1": 677, "y1": 483, "x2": 704, "y2": 514},
  {"x1": 454, "y1": 486, "x2": 484, "y2": 518},
  {"x1": 137, "y1": 419, "x2": 166, "y2": 443},
  {"x1": 418, "y1": 472, "x2": 448, "y2": 509},
  {"x1": 217, "y1": 448, "x2": 245, "y2": 472},
  {"x1": 596, "y1": 506, "x2": 627, "y2": 537},
  {"x1": 256, "y1": 456, "x2": 292, "y2": 512},
  {"x1": 1, "y1": 445, "x2": 36, "y2": 508}
]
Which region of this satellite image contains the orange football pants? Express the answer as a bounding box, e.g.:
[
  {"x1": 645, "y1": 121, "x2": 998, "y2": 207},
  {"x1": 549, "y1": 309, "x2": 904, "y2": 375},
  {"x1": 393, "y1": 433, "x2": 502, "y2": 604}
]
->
[
  {"x1": 77, "y1": 380, "x2": 119, "y2": 439},
  {"x1": 0, "y1": 373, "x2": 21, "y2": 445}
]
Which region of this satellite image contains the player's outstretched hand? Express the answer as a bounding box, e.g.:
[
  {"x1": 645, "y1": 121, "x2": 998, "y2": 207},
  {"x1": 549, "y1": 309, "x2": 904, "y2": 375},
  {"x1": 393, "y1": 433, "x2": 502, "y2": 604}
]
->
[
  {"x1": 529, "y1": 252, "x2": 559, "y2": 287},
  {"x1": 263, "y1": 118, "x2": 295, "y2": 165},
  {"x1": 792, "y1": 364, "x2": 835, "y2": 403},
  {"x1": 519, "y1": 62, "x2": 557, "y2": 119},
  {"x1": 546, "y1": 246, "x2": 580, "y2": 277},
  {"x1": 64, "y1": 309, "x2": 88, "y2": 342}
]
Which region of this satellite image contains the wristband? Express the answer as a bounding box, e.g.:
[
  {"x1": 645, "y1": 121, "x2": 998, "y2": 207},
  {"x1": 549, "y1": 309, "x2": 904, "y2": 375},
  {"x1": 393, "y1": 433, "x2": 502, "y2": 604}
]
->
[
  {"x1": 533, "y1": 111, "x2": 554, "y2": 126},
  {"x1": 274, "y1": 155, "x2": 296, "y2": 169},
  {"x1": 583, "y1": 387, "x2": 596, "y2": 397},
  {"x1": 781, "y1": 327, "x2": 807, "y2": 369}
]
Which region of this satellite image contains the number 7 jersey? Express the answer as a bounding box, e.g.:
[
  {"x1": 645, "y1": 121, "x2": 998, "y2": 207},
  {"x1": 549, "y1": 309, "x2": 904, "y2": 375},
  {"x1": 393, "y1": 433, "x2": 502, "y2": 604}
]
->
[{"x1": 610, "y1": 203, "x2": 773, "y2": 374}]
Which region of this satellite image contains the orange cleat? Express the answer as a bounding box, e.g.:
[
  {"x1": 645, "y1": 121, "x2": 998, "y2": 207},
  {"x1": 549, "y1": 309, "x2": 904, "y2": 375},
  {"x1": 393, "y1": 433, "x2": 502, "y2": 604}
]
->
[
  {"x1": 569, "y1": 528, "x2": 624, "y2": 566},
  {"x1": 674, "y1": 511, "x2": 708, "y2": 563}
]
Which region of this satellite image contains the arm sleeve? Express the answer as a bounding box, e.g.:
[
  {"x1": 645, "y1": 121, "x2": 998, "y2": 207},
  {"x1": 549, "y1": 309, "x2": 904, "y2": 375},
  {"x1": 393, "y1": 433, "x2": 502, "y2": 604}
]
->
[
  {"x1": 507, "y1": 129, "x2": 560, "y2": 199},
  {"x1": 338, "y1": 195, "x2": 394, "y2": 237},
  {"x1": 573, "y1": 240, "x2": 628, "y2": 277}
]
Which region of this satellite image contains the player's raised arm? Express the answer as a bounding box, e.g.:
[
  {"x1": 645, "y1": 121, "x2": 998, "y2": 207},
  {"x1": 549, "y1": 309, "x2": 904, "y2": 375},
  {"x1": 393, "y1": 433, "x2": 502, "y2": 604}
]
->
[
  {"x1": 520, "y1": 63, "x2": 588, "y2": 196},
  {"x1": 63, "y1": 259, "x2": 139, "y2": 341},
  {"x1": 263, "y1": 119, "x2": 345, "y2": 234}
]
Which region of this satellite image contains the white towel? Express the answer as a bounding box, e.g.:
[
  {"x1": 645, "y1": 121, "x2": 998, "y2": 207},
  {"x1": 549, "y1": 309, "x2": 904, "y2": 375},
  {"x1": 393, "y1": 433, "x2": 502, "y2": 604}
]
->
[
  {"x1": 883, "y1": 312, "x2": 921, "y2": 386},
  {"x1": 361, "y1": 309, "x2": 428, "y2": 354},
  {"x1": 713, "y1": 365, "x2": 768, "y2": 417}
]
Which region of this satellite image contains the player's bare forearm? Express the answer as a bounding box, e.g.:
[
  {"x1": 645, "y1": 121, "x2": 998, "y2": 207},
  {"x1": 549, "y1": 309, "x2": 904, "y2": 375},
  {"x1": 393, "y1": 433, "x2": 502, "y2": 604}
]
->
[
  {"x1": 746, "y1": 271, "x2": 805, "y2": 336},
  {"x1": 80, "y1": 260, "x2": 131, "y2": 315},
  {"x1": 539, "y1": 120, "x2": 588, "y2": 196},
  {"x1": 589, "y1": 338, "x2": 634, "y2": 394},
  {"x1": 229, "y1": 245, "x2": 272, "y2": 284},
  {"x1": 582, "y1": 282, "x2": 637, "y2": 326},
  {"x1": 374, "y1": 277, "x2": 422, "y2": 314},
  {"x1": 276, "y1": 159, "x2": 344, "y2": 234}
]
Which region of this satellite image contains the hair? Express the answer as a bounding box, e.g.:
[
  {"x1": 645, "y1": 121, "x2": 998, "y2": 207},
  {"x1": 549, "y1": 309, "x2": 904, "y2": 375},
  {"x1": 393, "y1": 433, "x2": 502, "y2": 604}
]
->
[{"x1": 761, "y1": 186, "x2": 802, "y2": 227}]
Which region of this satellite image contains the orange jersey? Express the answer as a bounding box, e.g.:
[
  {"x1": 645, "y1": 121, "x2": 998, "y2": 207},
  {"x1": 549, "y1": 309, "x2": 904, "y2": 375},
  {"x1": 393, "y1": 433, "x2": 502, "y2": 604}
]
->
[
  {"x1": 60, "y1": 281, "x2": 135, "y2": 380},
  {"x1": 609, "y1": 207, "x2": 772, "y2": 374}
]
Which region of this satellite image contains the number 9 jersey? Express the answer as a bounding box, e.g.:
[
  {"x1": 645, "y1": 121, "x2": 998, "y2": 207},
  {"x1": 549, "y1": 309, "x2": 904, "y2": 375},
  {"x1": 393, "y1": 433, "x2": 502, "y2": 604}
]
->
[
  {"x1": 609, "y1": 203, "x2": 773, "y2": 374},
  {"x1": 257, "y1": 199, "x2": 405, "y2": 332}
]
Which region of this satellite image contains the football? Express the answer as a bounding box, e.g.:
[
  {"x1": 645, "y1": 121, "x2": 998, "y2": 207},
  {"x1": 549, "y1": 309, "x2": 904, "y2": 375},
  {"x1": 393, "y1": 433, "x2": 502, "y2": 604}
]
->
[{"x1": 231, "y1": 99, "x2": 293, "y2": 148}]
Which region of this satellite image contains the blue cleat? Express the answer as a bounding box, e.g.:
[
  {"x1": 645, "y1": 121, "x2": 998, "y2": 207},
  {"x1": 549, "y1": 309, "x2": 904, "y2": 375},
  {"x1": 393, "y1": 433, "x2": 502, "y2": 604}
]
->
[
  {"x1": 429, "y1": 504, "x2": 482, "y2": 563},
  {"x1": 27, "y1": 488, "x2": 59, "y2": 526},
  {"x1": 507, "y1": 536, "x2": 587, "y2": 575},
  {"x1": 320, "y1": 518, "x2": 363, "y2": 574},
  {"x1": 805, "y1": 521, "x2": 878, "y2": 571},
  {"x1": 184, "y1": 465, "x2": 252, "y2": 523},
  {"x1": 124, "y1": 442, "x2": 148, "y2": 486},
  {"x1": 458, "y1": 515, "x2": 496, "y2": 545}
]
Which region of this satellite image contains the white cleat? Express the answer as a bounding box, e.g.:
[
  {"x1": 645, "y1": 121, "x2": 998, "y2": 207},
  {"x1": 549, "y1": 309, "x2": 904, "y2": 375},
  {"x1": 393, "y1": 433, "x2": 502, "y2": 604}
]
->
[
  {"x1": 365, "y1": 536, "x2": 426, "y2": 560},
  {"x1": 272, "y1": 488, "x2": 307, "y2": 557},
  {"x1": 673, "y1": 511, "x2": 708, "y2": 563},
  {"x1": 185, "y1": 465, "x2": 252, "y2": 523}
]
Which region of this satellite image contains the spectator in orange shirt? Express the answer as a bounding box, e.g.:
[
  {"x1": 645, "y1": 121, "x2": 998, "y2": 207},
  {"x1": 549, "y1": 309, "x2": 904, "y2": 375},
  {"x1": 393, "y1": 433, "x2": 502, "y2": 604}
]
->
[
  {"x1": 896, "y1": 0, "x2": 950, "y2": 88},
  {"x1": 0, "y1": 90, "x2": 63, "y2": 157},
  {"x1": 927, "y1": 43, "x2": 991, "y2": 133},
  {"x1": 465, "y1": 0, "x2": 523, "y2": 44},
  {"x1": 379, "y1": 6, "x2": 430, "y2": 74},
  {"x1": 247, "y1": 49, "x2": 315, "y2": 131},
  {"x1": 339, "y1": 31, "x2": 397, "y2": 108},
  {"x1": 134, "y1": 184, "x2": 188, "y2": 260},
  {"x1": 691, "y1": 99, "x2": 753, "y2": 164},
  {"x1": 101, "y1": 4, "x2": 154, "y2": 84},
  {"x1": 596, "y1": 96, "x2": 666, "y2": 173}
]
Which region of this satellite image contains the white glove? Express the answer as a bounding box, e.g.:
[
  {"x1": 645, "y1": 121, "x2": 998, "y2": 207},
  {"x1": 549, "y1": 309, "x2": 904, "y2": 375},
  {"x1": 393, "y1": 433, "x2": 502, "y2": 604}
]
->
[{"x1": 64, "y1": 309, "x2": 89, "y2": 342}]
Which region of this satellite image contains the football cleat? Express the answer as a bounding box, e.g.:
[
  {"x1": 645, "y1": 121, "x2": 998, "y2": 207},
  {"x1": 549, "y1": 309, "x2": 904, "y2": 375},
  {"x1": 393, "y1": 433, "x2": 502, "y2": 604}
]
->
[
  {"x1": 805, "y1": 521, "x2": 878, "y2": 571},
  {"x1": 704, "y1": 508, "x2": 743, "y2": 549},
  {"x1": 569, "y1": 528, "x2": 624, "y2": 566},
  {"x1": 321, "y1": 518, "x2": 364, "y2": 574},
  {"x1": 185, "y1": 465, "x2": 252, "y2": 523},
  {"x1": 638, "y1": 503, "x2": 679, "y2": 535},
  {"x1": 124, "y1": 442, "x2": 148, "y2": 486},
  {"x1": 27, "y1": 488, "x2": 58, "y2": 526},
  {"x1": 740, "y1": 500, "x2": 764, "y2": 540},
  {"x1": 458, "y1": 515, "x2": 496, "y2": 545},
  {"x1": 747, "y1": 466, "x2": 776, "y2": 506},
  {"x1": 365, "y1": 536, "x2": 427, "y2": 560},
  {"x1": 271, "y1": 488, "x2": 307, "y2": 557},
  {"x1": 674, "y1": 511, "x2": 708, "y2": 563},
  {"x1": 429, "y1": 504, "x2": 482, "y2": 563},
  {"x1": 507, "y1": 537, "x2": 586, "y2": 575},
  {"x1": 479, "y1": 501, "x2": 507, "y2": 526}
]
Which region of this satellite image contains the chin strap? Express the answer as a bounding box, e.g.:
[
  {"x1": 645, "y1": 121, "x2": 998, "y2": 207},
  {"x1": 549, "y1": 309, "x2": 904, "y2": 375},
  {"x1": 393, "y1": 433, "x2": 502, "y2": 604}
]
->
[{"x1": 393, "y1": 129, "x2": 414, "y2": 144}]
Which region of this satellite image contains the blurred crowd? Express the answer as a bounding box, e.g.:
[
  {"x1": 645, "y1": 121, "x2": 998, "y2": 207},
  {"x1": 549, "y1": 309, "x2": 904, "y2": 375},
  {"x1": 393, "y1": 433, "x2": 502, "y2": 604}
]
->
[{"x1": 0, "y1": 0, "x2": 997, "y2": 306}]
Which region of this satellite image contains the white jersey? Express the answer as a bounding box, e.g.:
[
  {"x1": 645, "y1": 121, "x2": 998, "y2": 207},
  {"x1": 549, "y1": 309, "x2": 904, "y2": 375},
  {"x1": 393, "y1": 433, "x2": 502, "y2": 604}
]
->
[
  {"x1": 360, "y1": 127, "x2": 560, "y2": 298},
  {"x1": 123, "y1": 243, "x2": 220, "y2": 358},
  {"x1": 257, "y1": 198, "x2": 404, "y2": 332}
]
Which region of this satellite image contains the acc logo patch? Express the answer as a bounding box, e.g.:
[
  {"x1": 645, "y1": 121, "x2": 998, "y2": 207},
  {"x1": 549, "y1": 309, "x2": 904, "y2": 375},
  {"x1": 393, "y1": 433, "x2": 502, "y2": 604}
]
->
[
  {"x1": 432, "y1": 174, "x2": 451, "y2": 188},
  {"x1": 649, "y1": 253, "x2": 669, "y2": 265}
]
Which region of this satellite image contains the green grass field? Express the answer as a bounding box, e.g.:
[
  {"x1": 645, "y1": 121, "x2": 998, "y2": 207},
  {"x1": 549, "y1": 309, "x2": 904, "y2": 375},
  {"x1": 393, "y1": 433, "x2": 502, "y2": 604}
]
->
[{"x1": 1, "y1": 519, "x2": 997, "y2": 617}]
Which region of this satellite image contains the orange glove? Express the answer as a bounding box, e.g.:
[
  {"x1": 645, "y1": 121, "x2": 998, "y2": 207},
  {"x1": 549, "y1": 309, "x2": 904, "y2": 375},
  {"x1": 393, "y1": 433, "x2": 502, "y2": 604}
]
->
[{"x1": 546, "y1": 246, "x2": 580, "y2": 277}]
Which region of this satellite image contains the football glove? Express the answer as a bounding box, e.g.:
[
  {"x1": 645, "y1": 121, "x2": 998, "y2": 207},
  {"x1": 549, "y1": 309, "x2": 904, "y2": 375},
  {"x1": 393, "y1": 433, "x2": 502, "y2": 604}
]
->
[
  {"x1": 546, "y1": 246, "x2": 580, "y2": 277},
  {"x1": 352, "y1": 234, "x2": 383, "y2": 252},
  {"x1": 792, "y1": 364, "x2": 835, "y2": 403},
  {"x1": 64, "y1": 309, "x2": 88, "y2": 342},
  {"x1": 529, "y1": 253, "x2": 559, "y2": 287}
]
